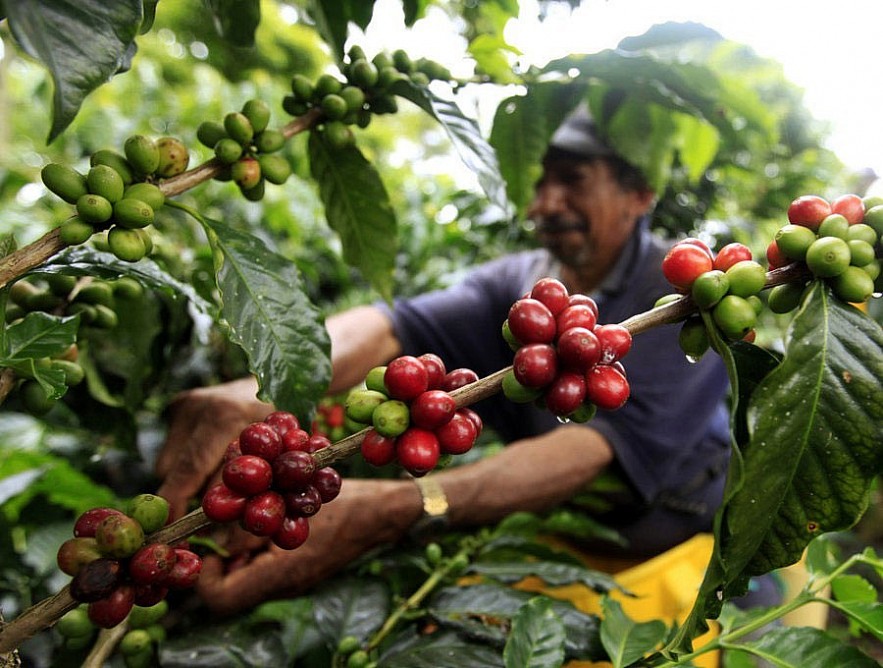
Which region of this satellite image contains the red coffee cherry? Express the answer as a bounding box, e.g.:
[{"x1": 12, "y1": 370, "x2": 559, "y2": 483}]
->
[
  {"x1": 223, "y1": 438, "x2": 242, "y2": 464},
  {"x1": 239, "y1": 422, "x2": 283, "y2": 462},
  {"x1": 396, "y1": 428, "x2": 440, "y2": 477},
  {"x1": 458, "y1": 407, "x2": 483, "y2": 437},
  {"x1": 677, "y1": 237, "x2": 714, "y2": 259},
  {"x1": 281, "y1": 427, "x2": 310, "y2": 452},
  {"x1": 164, "y1": 549, "x2": 202, "y2": 589},
  {"x1": 241, "y1": 491, "x2": 286, "y2": 536},
  {"x1": 272, "y1": 516, "x2": 310, "y2": 550},
  {"x1": 128, "y1": 543, "x2": 177, "y2": 585},
  {"x1": 713, "y1": 242, "x2": 752, "y2": 272},
  {"x1": 530, "y1": 277, "x2": 570, "y2": 316},
  {"x1": 544, "y1": 371, "x2": 587, "y2": 417},
  {"x1": 313, "y1": 467, "x2": 342, "y2": 503},
  {"x1": 507, "y1": 298, "x2": 556, "y2": 344},
  {"x1": 585, "y1": 365, "x2": 630, "y2": 411},
  {"x1": 435, "y1": 409, "x2": 478, "y2": 455},
  {"x1": 201, "y1": 483, "x2": 248, "y2": 523},
  {"x1": 304, "y1": 433, "x2": 331, "y2": 453},
  {"x1": 438, "y1": 368, "x2": 479, "y2": 392},
  {"x1": 263, "y1": 410, "x2": 300, "y2": 436},
  {"x1": 831, "y1": 193, "x2": 864, "y2": 225},
  {"x1": 361, "y1": 428, "x2": 397, "y2": 467},
  {"x1": 410, "y1": 389, "x2": 456, "y2": 429},
  {"x1": 418, "y1": 353, "x2": 447, "y2": 389},
  {"x1": 223, "y1": 454, "x2": 273, "y2": 496},
  {"x1": 556, "y1": 304, "x2": 597, "y2": 334},
  {"x1": 133, "y1": 582, "x2": 169, "y2": 607},
  {"x1": 513, "y1": 343, "x2": 558, "y2": 388},
  {"x1": 385, "y1": 355, "x2": 430, "y2": 401},
  {"x1": 567, "y1": 293, "x2": 599, "y2": 318},
  {"x1": 283, "y1": 485, "x2": 323, "y2": 517},
  {"x1": 88, "y1": 584, "x2": 135, "y2": 629},
  {"x1": 73, "y1": 507, "x2": 124, "y2": 538},
  {"x1": 594, "y1": 324, "x2": 632, "y2": 363},
  {"x1": 556, "y1": 326, "x2": 601, "y2": 371},
  {"x1": 95, "y1": 514, "x2": 144, "y2": 559},
  {"x1": 272, "y1": 450, "x2": 317, "y2": 491},
  {"x1": 787, "y1": 195, "x2": 831, "y2": 230},
  {"x1": 662, "y1": 243, "x2": 714, "y2": 291},
  {"x1": 766, "y1": 239, "x2": 787, "y2": 269}
]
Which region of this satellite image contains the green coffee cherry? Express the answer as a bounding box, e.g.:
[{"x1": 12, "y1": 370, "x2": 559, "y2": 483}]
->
[
  {"x1": 56, "y1": 606, "x2": 95, "y2": 638},
  {"x1": 127, "y1": 493, "x2": 170, "y2": 533},
  {"x1": 364, "y1": 366, "x2": 388, "y2": 394},
  {"x1": 569, "y1": 401, "x2": 598, "y2": 423},
  {"x1": 127, "y1": 600, "x2": 169, "y2": 629},
  {"x1": 42, "y1": 163, "x2": 88, "y2": 204},
  {"x1": 846, "y1": 223, "x2": 877, "y2": 246},
  {"x1": 678, "y1": 316, "x2": 710, "y2": 359},
  {"x1": 502, "y1": 369, "x2": 543, "y2": 403},
  {"x1": 113, "y1": 276, "x2": 145, "y2": 300},
  {"x1": 829, "y1": 266, "x2": 874, "y2": 303},
  {"x1": 392, "y1": 49, "x2": 413, "y2": 73},
  {"x1": 725, "y1": 260, "x2": 766, "y2": 298},
  {"x1": 51, "y1": 359, "x2": 85, "y2": 386},
  {"x1": 337, "y1": 635, "x2": 362, "y2": 656},
  {"x1": 767, "y1": 281, "x2": 806, "y2": 314},
  {"x1": 9, "y1": 280, "x2": 40, "y2": 307},
  {"x1": 155, "y1": 137, "x2": 190, "y2": 177},
  {"x1": 372, "y1": 399, "x2": 410, "y2": 437},
  {"x1": 501, "y1": 319, "x2": 520, "y2": 351},
  {"x1": 254, "y1": 128, "x2": 285, "y2": 153},
  {"x1": 120, "y1": 629, "x2": 153, "y2": 656},
  {"x1": 124, "y1": 135, "x2": 161, "y2": 176},
  {"x1": 290, "y1": 74, "x2": 314, "y2": 101},
  {"x1": 848, "y1": 239, "x2": 875, "y2": 267},
  {"x1": 197, "y1": 120, "x2": 228, "y2": 149},
  {"x1": 282, "y1": 95, "x2": 310, "y2": 117},
  {"x1": 59, "y1": 217, "x2": 95, "y2": 245},
  {"x1": 242, "y1": 99, "x2": 271, "y2": 134},
  {"x1": 862, "y1": 204, "x2": 883, "y2": 237},
  {"x1": 314, "y1": 74, "x2": 343, "y2": 98},
  {"x1": 86, "y1": 165, "x2": 125, "y2": 203},
  {"x1": 114, "y1": 198, "x2": 154, "y2": 229},
  {"x1": 349, "y1": 60, "x2": 379, "y2": 89},
  {"x1": 321, "y1": 94, "x2": 349, "y2": 121},
  {"x1": 108, "y1": 226, "x2": 147, "y2": 262},
  {"x1": 90, "y1": 149, "x2": 135, "y2": 185},
  {"x1": 345, "y1": 389, "x2": 387, "y2": 423},
  {"x1": 817, "y1": 213, "x2": 849, "y2": 239},
  {"x1": 224, "y1": 112, "x2": 255, "y2": 146},
  {"x1": 861, "y1": 259, "x2": 881, "y2": 282},
  {"x1": 76, "y1": 194, "x2": 113, "y2": 224},
  {"x1": 257, "y1": 154, "x2": 291, "y2": 185},
  {"x1": 425, "y1": 542, "x2": 443, "y2": 565},
  {"x1": 124, "y1": 182, "x2": 165, "y2": 211},
  {"x1": 323, "y1": 121, "x2": 354, "y2": 149},
  {"x1": 214, "y1": 138, "x2": 244, "y2": 165},
  {"x1": 240, "y1": 178, "x2": 265, "y2": 202},
  {"x1": 690, "y1": 270, "x2": 729, "y2": 309},
  {"x1": 75, "y1": 281, "x2": 114, "y2": 307},
  {"x1": 805, "y1": 236, "x2": 851, "y2": 278},
  {"x1": 775, "y1": 224, "x2": 816, "y2": 260},
  {"x1": 712, "y1": 295, "x2": 756, "y2": 340},
  {"x1": 409, "y1": 71, "x2": 430, "y2": 87},
  {"x1": 20, "y1": 380, "x2": 57, "y2": 415},
  {"x1": 339, "y1": 86, "x2": 366, "y2": 112},
  {"x1": 46, "y1": 273, "x2": 77, "y2": 296}
]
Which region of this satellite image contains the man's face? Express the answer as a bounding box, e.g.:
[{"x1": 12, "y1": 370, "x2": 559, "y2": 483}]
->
[{"x1": 527, "y1": 157, "x2": 652, "y2": 271}]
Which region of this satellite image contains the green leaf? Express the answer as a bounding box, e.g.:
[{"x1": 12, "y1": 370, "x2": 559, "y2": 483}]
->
[
  {"x1": 393, "y1": 81, "x2": 512, "y2": 217},
  {"x1": 503, "y1": 597, "x2": 566, "y2": 668},
  {"x1": 160, "y1": 619, "x2": 289, "y2": 667},
  {"x1": 489, "y1": 83, "x2": 585, "y2": 219},
  {"x1": 723, "y1": 625, "x2": 879, "y2": 667},
  {"x1": 202, "y1": 216, "x2": 331, "y2": 424},
  {"x1": 832, "y1": 574, "x2": 877, "y2": 604},
  {"x1": 599, "y1": 597, "x2": 666, "y2": 668},
  {"x1": 310, "y1": 576, "x2": 390, "y2": 644},
  {"x1": 308, "y1": 132, "x2": 397, "y2": 300},
  {"x1": 468, "y1": 34, "x2": 520, "y2": 84},
  {"x1": 0, "y1": 312, "x2": 79, "y2": 361},
  {"x1": 671, "y1": 284, "x2": 883, "y2": 653},
  {"x1": 468, "y1": 560, "x2": 622, "y2": 595},
  {"x1": 5, "y1": 0, "x2": 142, "y2": 142},
  {"x1": 380, "y1": 630, "x2": 505, "y2": 667},
  {"x1": 831, "y1": 600, "x2": 883, "y2": 642},
  {"x1": 308, "y1": 0, "x2": 376, "y2": 61},
  {"x1": 204, "y1": 0, "x2": 260, "y2": 47}
]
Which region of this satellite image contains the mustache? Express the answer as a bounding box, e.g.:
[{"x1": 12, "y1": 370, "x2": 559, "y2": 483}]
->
[{"x1": 532, "y1": 216, "x2": 587, "y2": 234}]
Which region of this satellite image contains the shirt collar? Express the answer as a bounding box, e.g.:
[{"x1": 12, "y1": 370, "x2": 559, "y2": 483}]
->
[{"x1": 595, "y1": 215, "x2": 651, "y2": 296}]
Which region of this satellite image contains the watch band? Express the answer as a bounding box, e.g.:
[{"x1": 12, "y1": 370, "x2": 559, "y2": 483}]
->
[{"x1": 409, "y1": 475, "x2": 450, "y2": 543}]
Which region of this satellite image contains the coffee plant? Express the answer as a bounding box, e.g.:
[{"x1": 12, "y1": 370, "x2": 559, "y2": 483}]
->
[{"x1": 1, "y1": 2, "x2": 881, "y2": 667}]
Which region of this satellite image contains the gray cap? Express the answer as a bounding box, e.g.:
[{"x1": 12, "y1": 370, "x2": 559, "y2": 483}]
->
[{"x1": 547, "y1": 103, "x2": 616, "y2": 159}]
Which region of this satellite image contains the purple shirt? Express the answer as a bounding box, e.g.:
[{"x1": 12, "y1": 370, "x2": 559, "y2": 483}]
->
[{"x1": 380, "y1": 220, "x2": 730, "y2": 512}]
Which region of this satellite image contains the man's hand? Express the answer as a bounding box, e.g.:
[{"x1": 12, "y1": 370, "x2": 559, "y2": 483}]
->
[
  {"x1": 195, "y1": 478, "x2": 421, "y2": 615},
  {"x1": 156, "y1": 378, "x2": 273, "y2": 519}
]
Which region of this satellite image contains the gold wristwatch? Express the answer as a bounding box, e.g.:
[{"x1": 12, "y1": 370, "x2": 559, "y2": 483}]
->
[{"x1": 409, "y1": 475, "x2": 449, "y2": 542}]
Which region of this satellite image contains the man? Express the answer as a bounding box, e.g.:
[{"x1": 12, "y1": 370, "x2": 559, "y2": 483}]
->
[{"x1": 155, "y1": 105, "x2": 731, "y2": 615}]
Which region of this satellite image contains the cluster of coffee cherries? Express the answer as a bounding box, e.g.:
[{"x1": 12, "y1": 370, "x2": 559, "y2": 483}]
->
[
  {"x1": 282, "y1": 45, "x2": 453, "y2": 149},
  {"x1": 56, "y1": 494, "x2": 202, "y2": 629},
  {"x1": 6, "y1": 275, "x2": 143, "y2": 415},
  {"x1": 501, "y1": 278, "x2": 632, "y2": 419},
  {"x1": 660, "y1": 238, "x2": 766, "y2": 358},
  {"x1": 196, "y1": 98, "x2": 292, "y2": 201},
  {"x1": 766, "y1": 193, "x2": 882, "y2": 310},
  {"x1": 201, "y1": 410, "x2": 342, "y2": 550},
  {"x1": 42, "y1": 135, "x2": 187, "y2": 261},
  {"x1": 56, "y1": 599, "x2": 168, "y2": 667},
  {"x1": 346, "y1": 354, "x2": 483, "y2": 476}
]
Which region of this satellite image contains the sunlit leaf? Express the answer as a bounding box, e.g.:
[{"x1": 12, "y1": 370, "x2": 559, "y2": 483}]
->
[
  {"x1": 502, "y1": 597, "x2": 566, "y2": 668},
  {"x1": 600, "y1": 597, "x2": 665, "y2": 668},
  {"x1": 724, "y1": 625, "x2": 879, "y2": 667}
]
